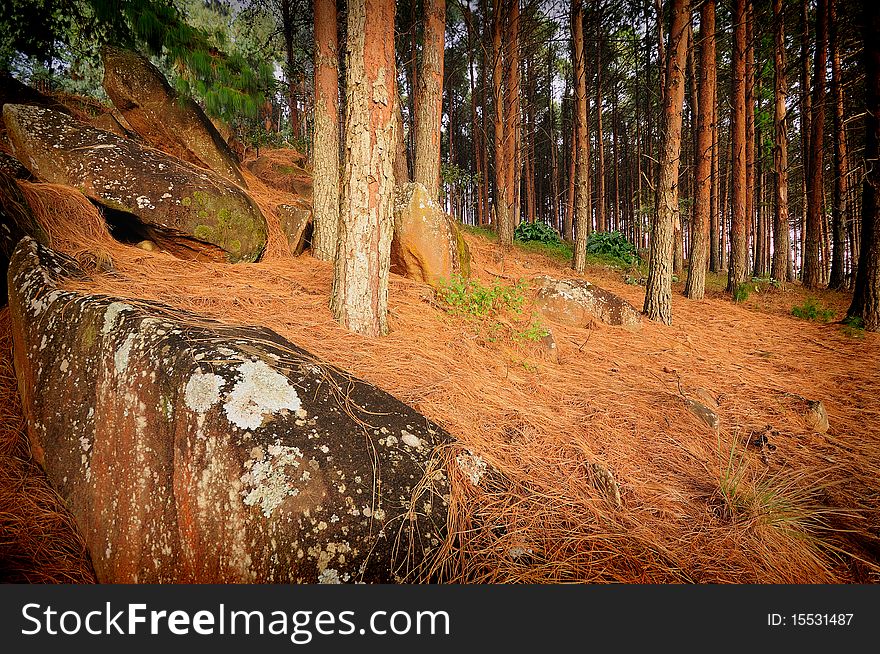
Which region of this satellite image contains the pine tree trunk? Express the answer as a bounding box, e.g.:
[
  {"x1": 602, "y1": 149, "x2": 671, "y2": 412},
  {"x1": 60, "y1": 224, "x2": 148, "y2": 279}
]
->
[
  {"x1": 772, "y1": 0, "x2": 790, "y2": 286},
  {"x1": 464, "y1": 5, "x2": 484, "y2": 227},
  {"x1": 710, "y1": 81, "x2": 720, "y2": 273},
  {"x1": 644, "y1": 0, "x2": 691, "y2": 324},
  {"x1": 728, "y1": 0, "x2": 749, "y2": 294},
  {"x1": 595, "y1": 24, "x2": 607, "y2": 233},
  {"x1": 828, "y1": 0, "x2": 849, "y2": 289},
  {"x1": 572, "y1": 0, "x2": 591, "y2": 273},
  {"x1": 332, "y1": 0, "x2": 397, "y2": 337},
  {"x1": 413, "y1": 0, "x2": 445, "y2": 197},
  {"x1": 848, "y1": 0, "x2": 880, "y2": 330},
  {"x1": 804, "y1": 0, "x2": 828, "y2": 288},
  {"x1": 745, "y1": 2, "x2": 756, "y2": 279},
  {"x1": 492, "y1": 0, "x2": 512, "y2": 243},
  {"x1": 685, "y1": 0, "x2": 715, "y2": 300},
  {"x1": 504, "y1": 0, "x2": 521, "y2": 233},
  {"x1": 312, "y1": 0, "x2": 341, "y2": 262}
]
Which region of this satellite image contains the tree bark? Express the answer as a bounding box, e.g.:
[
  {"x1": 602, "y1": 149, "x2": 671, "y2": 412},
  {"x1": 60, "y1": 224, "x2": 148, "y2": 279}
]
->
[
  {"x1": 771, "y1": 0, "x2": 791, "y2": 286},
  {"x1": 503, "y1": 0, "x2": 521, "y2": 233},
  {"x1": 281, "y1": 0, "x2": 300, "y2": 140},
  {"x1": 572, "y1": 0, "x2": 591, "y2": 273},
  {"x1": 745, "y1": 1, "x2": 756, "y2": 279},
  {"x1": 413, "y1": 0, "x2": 445, "y2": 197},
  {"x1": 685, "y1": 0, "x2": 715, "y2": 300},
  {"x1": 311, "y1": 0, "x2": 341, "y2": 261},
  {"x1": 331, "y1": 0, "x2": 397, "y2": 337},
  {"x1": 492, "y1": 0, "x2": 513, "y2": 244},
  {"x1": 728, "y1": 0, "x2": 749, "y2": 295},
  {"x1": 804, "y1": 0, "x2": 828, "y2": 288},
  {"x1": 595, "y1": 21, "x2": 607, "y2": 233},
  {"x1": 828, "y1": 0, "x2": 849, "y2": 289},
  {"x1": 644, "y1": 0, "x2": 691, "y2": 323},
  {"x1": 848, "y1": 0, "x2": 880, "y2": 330}
]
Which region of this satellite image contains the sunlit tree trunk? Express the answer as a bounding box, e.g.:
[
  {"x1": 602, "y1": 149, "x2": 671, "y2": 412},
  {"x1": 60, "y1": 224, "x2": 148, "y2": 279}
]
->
[
  {"x1": 311, "y1": 0, "x2": 340, "y2": 261},
  {"x1": 413, "y1": 0, "x2": 445, "y2": 197},
  {"x1": 644, "y1": 0, "x2": 691, "y2": 323},
  {"x1": 685, "y1": 0, "x2": 715, "y2": 300},
  {"x1": 331, "y1": 0, "x2": 397, "y2": 337},
  {"x1": 728, "y1": 0, "x2": 748, "y2": 295},
  {"x1": 572, "y1": 0, "x2": 591, "y2": 273}
]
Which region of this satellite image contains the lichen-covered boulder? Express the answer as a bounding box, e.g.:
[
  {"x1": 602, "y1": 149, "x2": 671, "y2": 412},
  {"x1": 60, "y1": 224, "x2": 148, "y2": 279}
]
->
[
  {"x1": 277, "y1": 202, "x2": 312, "y2": 256},
  {"x1": 8, "y1": 237, "x2": 453, "y2": 583},
  {"x1": 246, "y1": 149, "x2": 313, "y2": 199},
  {"x1": 533, "y1": 276, "x2": 642, "y2": 328},
  {"x1": 3, "y1": 104, "x2": 267, "y2": 263},
  {"x1": 391, "y1": 182, "x2": 471, "y2": 288},
  {"x1": 101, "y1": 47, "x2": 245, "y2": 186}
]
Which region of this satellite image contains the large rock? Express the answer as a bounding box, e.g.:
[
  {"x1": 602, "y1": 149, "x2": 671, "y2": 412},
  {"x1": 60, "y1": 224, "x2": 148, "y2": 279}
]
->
[
  {"x1": 391, "y1": 182, "x2": 471, "y2": 287},
  {"x1": 101, "y1": 47, "x2": 245, "y2": 186},
  {"x1": 534, "y1": 276, "x2": 642, "y2": 328},
  {"x1": 3, "y1": 104, "x2": 267, "y2": 263},
  {"x1": 277, "y1": 202, "x2": 312, "y2": 256},
  {"x1": 8, "y1": 237, "x2": 453, "y2": 583}
]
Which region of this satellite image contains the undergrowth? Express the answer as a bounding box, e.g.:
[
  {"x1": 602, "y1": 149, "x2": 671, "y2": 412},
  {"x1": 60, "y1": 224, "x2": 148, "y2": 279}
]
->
[
  {"x1": 791, "y1": 297, "x2": 836, "y2": 323},
  {"x1": 840, "y1": 315, "x2": 865, "y2": 338}
]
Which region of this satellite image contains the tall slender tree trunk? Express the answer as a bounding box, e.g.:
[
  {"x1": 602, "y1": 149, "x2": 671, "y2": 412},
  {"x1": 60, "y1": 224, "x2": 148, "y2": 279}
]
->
[
  {"x1": 332, "y1": 0, "x2": 397, "y2": 337},
  {"x1": 829, "y1": 0, "x2": 849, "y2": 289},
  {"x1": 595, "y1": 23, "x2": 607, "y2": 233},
  {"x1": 804, "y1": 0, "x2": 828, "y2": 288},
  {"x1": 644, "y1": 0, "x2": 691, "y2": 323},
  {"x1": 492, "y1": 0, "x2": 512, "y2": 243},
  {"x1": 772, "y1": 0, "x2": 791, "y2": 285},
  {"x1": 504, "y1": 0, "x2": 521, "y2": 232},
  {"x1": 464, "y1": 5, "x2": 484, "y2": 227},
  {"x1": 548, "y1": 42, "x2": 559, "y2": 231},
  {"x1": 413, "y1": 0, "x2": 445, "y2": 197},
  {"x1": 848, "y1": 0, "x2": 880, "y2": 330},
  {"x1": 800, "y1": 0, "x2": 811, "y2": 276},
  {"x1": 312, "y1": 0, "x2": 341, "y2": 261},
  {"x1": 710, "y1": 81, "x2": 720, "y2": 273},
  {"x1": 572, "y1": 0, "x2": 591, "y2": 272},
  {"x1": 745, "y1": 1, "x2": 756, "y2": 278},
  {"x1": 685, "y1": 0, "x2": 716, "y2": 300},
  {"x1": 728, "y1": 0, "x2": 749, "y2": 294}
]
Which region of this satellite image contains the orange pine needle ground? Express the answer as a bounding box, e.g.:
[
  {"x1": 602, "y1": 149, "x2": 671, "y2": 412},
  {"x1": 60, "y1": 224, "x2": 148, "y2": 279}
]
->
[{"x1": 2, "y1": 177, "x2": 878, "y2": 583}]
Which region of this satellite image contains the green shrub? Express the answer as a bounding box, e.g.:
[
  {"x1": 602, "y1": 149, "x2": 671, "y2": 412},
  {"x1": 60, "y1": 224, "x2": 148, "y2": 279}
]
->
[
  {"x1": 841, "y1": 315, "x2": 865, "y2": 338},
  {"x1": 791, "y1": 298, "x2": 835, "y2": 323},
  {"x1": 586, "y1": 231, "x2": 640, "y2": 266},
  {"x1": 515, "y1": 317, "x2": 550, "y2": 342},
  {"x1": 514, "y1": 220, "x2": 561, "y2": 245},
  {"x1": 733, "y1": 283, "x2": 750, "y2": 303},
  {"x1": 436, "y1": 275, "x2": 527, "y2": 318}
]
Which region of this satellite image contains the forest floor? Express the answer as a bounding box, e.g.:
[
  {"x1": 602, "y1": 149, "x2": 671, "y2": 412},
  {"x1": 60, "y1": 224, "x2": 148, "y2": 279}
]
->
[{"x1": 2, "y1": 179, "x2": 879, "y2": 583}]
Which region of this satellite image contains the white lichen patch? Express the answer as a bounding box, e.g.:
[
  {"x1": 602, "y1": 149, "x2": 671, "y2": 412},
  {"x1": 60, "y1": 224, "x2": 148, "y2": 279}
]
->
[
  {"x1": 456, "y1": 451, "x2": 488, "y2": 487},
  {"x1": 114, "y1": 333, "x2": 136, "y2": 375},
  {"x1": 240, "y1": 442, "x2": 303, "y2": 517},
  {"x1": 223, "y1": 360, "x2": 301, "y2": 430},
  {"x1": 102, "y1": 301, "x2": 133, "y2": 334},
  {"x1": 184, "y1": 370, "x2": 224, "y2": 414},
  {"x1": 400, "y1": 430, "x2": 423, "y2": 449}
]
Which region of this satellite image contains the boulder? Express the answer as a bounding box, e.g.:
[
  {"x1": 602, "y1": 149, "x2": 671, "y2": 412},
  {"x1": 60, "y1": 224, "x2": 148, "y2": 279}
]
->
[
  {"x1": 391, "y1": 182, "x2": 471, "y2": 287},
  {"x1": 803, "y1": 400, "x2": 829, "y2": 434},
  {"x1": 0, "y1": 150, "x2": 34, "y2": 180},
  {"x1": 533, "y1": 276, "x2": 642, "y2": 328},
  {"x1": 3, "y1": 104, "x2": 267, "y2": 263},
  {"x1": 101, "y1": 47, "x2": 245, "y2": 186},
  {"x1": 8, "y1": 237, "x2": 453, "y2": 583},
  {"x1": 247, "y1": 149, "x2": 313, "y2": 198},
  {"x1": 277, "y1": 203, "x2": 312, "y2": 255}
]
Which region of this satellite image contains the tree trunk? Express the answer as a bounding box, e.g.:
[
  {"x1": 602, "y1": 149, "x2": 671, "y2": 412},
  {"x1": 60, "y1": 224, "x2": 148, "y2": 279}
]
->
[
  {"x1": 413, "y1": 0, "x2": 445, "y2": 197},
  {"x1": 829, "y1": 0, "x2": 849, "y2": 289},
  {"x1": 281, "y1": 0, "x2": 299, "y2": 140},
  {"x1": 492, "y1": 0, "x2": 511, "y2": 243},
  {"x1": 572, "y1": 0, "x2": 591, "y2": 273},
  {"x1": 311, "y1": 0, "x2": 341, "y2": 262},
  {"x1": 771, "y1": 0, "x2": 790, "y2": 286},
  {"x1": 332, "y1": 0, "x2": 397, "y2": 337},
  {"x1": 464, "y1": 5, "x2": 484, "y2": 227},
  {"x1": 504, "y1": 0, "x2": 521, "y2": 233},
  {"x1": 644, "y1": 0, "x2": 691, "y2": 323},
  {"x1": 727, "y1": 0, "x2": 749, "y2": 294},
  {"x1": 710, "y1": 75, "x2": 720, "y2": 273},
  {"x1": 595, "y1": 22, "x2": 606, "y2": 233},
  {"x1": 848, "y1": 0, "x2": 880, "y2": 330},
  {"x1": 804, "y1": 0, "x2": 828, "y2": 288},
  {"x1": 685, "y1": 0, "x2": 715, "y2": 300}
]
